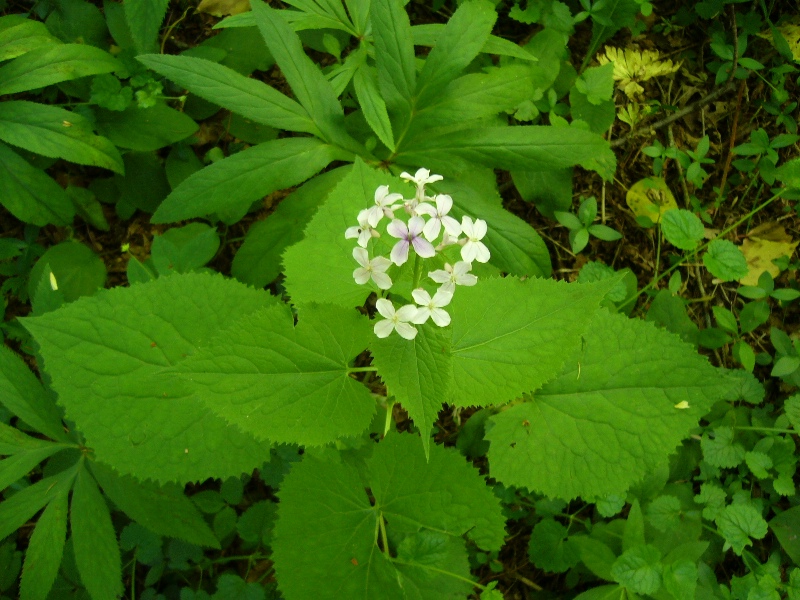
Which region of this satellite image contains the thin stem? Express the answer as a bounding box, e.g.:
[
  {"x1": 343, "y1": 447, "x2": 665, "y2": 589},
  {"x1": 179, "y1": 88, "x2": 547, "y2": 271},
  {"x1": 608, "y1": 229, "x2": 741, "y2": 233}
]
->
[
  {"x1": 734, "y1": 426, "x2": 796, "y2": 434},
  {"x1": 384, "y1": 400, "x2": 395, "y2": 436},
  {"x1": 379, "y1": 514, "x2": 390, "y2": 557},
  {"x1": 388, "y1": 556, "x2": 489, "y2": 591},
  {"x1": 349, "y1": 366, "x2": 378, "y2": 373},
  {"x1": 412, "y1": 253, "x2": 422, "y2": 289}
]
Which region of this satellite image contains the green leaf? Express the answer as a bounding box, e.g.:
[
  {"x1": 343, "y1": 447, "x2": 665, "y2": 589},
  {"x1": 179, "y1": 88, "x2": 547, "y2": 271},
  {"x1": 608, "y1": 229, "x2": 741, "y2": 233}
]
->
[
  {"x1": 701, "y1": 426, "x2": 745, "y2": 468},
  {"x1": 703, "y1": 239, "x2": 748, "y2": 282},
  {"x1": 770, "y1": 506, "x2": 800, "y2": 565},
  {"x1": 0, "y1": 44, "x2": 117, "y2": 95},
  {"x1": 152, "y1": 138, "x2": 341, "y2": 224},
  {"x1": 772, "y1": 356, "x2": 800, "y2": 378},
  {"x1": 662, "y1": 559, "x2": 698, "y2": 600},
  {"x1": 71, "y1": 466, "x2": 123, "y2": 600},
  {"x1": 574, "y1": 536, "x2": 617, "y2": 581},
  {"x1": 232, "y1": 167, "x2": 348, "y2": 288},
  {"x1": 660, "y1": 209, "x2": 704, "y2": 251},
  {"x1": 623, "y1": 500, "x2": 646, "y2": 551},
  {"x1": 528, "y1": 518, "x2": 580, "y2": 573},
  {"x1": 0, "y1": 345, "x2": 66, "y2": 442},
  {"x1": 94, "y1": 102, "x2": 198, "y2": 152},
  {"x1": 448, "y1": 277, "x2": 613, "y2": 408},
  {"x1": 745, "y1": 451, "x2": 772, "y2": 479},
  {"x1": 400, "y1": 126, "x2": 616, "y2": 180},
  {"x1": 585, "y1": 0, "x2": 640, "y2": 64},
  {"x1": 137, "y1": 54, "x2": 317, "y2": 135},
  {"x1": 715, "y1": 503, "x2": 768, "y2": 555},
  {"x1": 0, "y1": 18, "x2": 60, "y2": 61},
  {"x1": 572, "y1": 585, "x2": 627, "y2": 600},
  {"x1": 413, "y1": 0, "x2": 496, "y2": 109},
  {"x1": 371, "y1": 0, "x2": 416, "y2": 118},
  {"x1": 271, "y1": 433, "x2": 504, "y2": 599},
  {"x1": 487, "y1": 309, "x2": 730, "y2": 500},
  {"x1": 370, "y1": 323, "x2": 452, "y2": 458},
  {"x1": 411, "y1": 24, "x2": 538, "y2": 62},
  {"x1": 0, "y1": 101, "x2": 123, "y2": 173},
  {"x1": 28, "y1": 241, "x2": 106, "y2": 303},
  {"x1": 213, "y1": 573, "x2": 265, "y2": 600},
  {"x1": 0, "y1": 141, "x2": 74, "y2": 226},
  {"x1": 353, "y1": 65, "x2": 395, "y2": 151},
  {"x1": 786, "y1": 394, "x2": 800, "y2": 432},
  {"x1": 173, "y1": 303, "x2": 376, "y2": 446},
  {"x1": 22, "y1": 273, "x2": 274, "y2": 483},
  {"x1": 0, "y1": 429, "x2": 67, "y2": 492},
  {"x1": 19, "y1": 488, "x2": 68, "y2": 600},
  {"x1": 151, "y1": 223, "x2": 220, "y2": 275},
  {"x1": 90, "y1": 462, "x2": 220, "y2": 549},
  {"x1": 610, "y1": 544, "x2": 662, "y2": 595},
  {"x1": 282, "y1": 159, "x2": 386, "y2": 307},
  {"x1": 575, "y1": 62, "x2": 615, "y2": 105},
  {"x1": 646, "y1": 496, "x2": 682, "y2": 533},
  {"x1": 124, "y1": 0, "x2": 169, "y2": 54}
]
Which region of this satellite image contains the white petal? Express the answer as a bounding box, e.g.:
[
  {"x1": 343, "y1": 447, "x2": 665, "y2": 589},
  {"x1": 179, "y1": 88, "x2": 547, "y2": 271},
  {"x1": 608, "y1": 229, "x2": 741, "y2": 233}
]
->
[
  {"x1": 414, "y1": 168, "x2": 430, "y2": 181},
  {"x1": 396, "y1": 304, "x2": 419, "y2": 321},
  {"x1": 453, "y1": 261, "x2": 472, "y2": 276},
  {"x1": 387, "y1": 219, "x2": 407, "y2": 239},
  {"x1": 374, "y1": 185, "x2": 390, "y2": 202},
  {"x1": 414, "y1": 202, "x2": 435, "y2": 216},
  {"x1": 412, "y1": 236, "x2": 436, "y2": 258},
  {"x1": 435, "y1": 194, "x2": 453, "y2": 215},
  {"x1": 457, "y1": 273, "x2": 478, "y2": 286},
  {"x1": 375, "y1": 298, "x2": 395, "y2": 319},
  {"x1": 428, "y1": 269, "x2": 450, "y2": 284},
  {"x1": 439, "y1": 282, "x2": 456, "y2": 295},
  {"x1": 357, "y1": 230, "x2": 372, "y2": 248},
  {"x1": 395, "y1": 322, "x2": 418, "y2": 340},
  {"x1": 353, "y1": 267, "x2": 371, "y2": 284},
  {"x1": 390, "y1": 241, "x2": 409, "y2": 266},
  {"x1": 430, "y1": 308, "x2": 451, "y2": 327},
  {"x1": 412, "y1": 288, "x2": 431, "y2": 305},
  {"x1": 461, "y1": 241, "x2": 478, "y2": 263},
  {"x1": 345, "y1": 226, "x2": 361, "y2": 240},
  {"x1": 473, "y1": 218, "x2": 488, "y2": 239},
  {"x1": 431, "y1": 288, "x2": 453, "y2": 307},
  {"x1": 371, "y1": 256, "x2": 392, "y2": 272},
  {"x1": 372, "y1": 271, "x2": 392, "y2": 290},
  {"x1": 422, "y1": 217, "x2": 441, "y2": 242},
  {"x1": 410, "y1": 307, "x2": 430, "y2": 324},
  {"x1": 407, "y1": 216, "x2": 426, "y2": 236},
  {"x1": 474, "y1": 242, "x2": 491, "y2": 263},
  {"x1": 399, "y1": 171, "x2": 414, "y2": 182},
  {"x1": 374, "y1": 319, "x2": 394, "y2": 338},
  {"x1": 356, "y1": 209, "x2": 371, "y2": 226},
  {"x1": 352, "y1": 246, "x2": 369, "y2": 267},
  {"x1": 461, "y1": 216, "x2": 475, "y2": 237},
  {"x1": 366, "y1": 206, "x2": 383, "y2": 228},
  {"x1": 442, "y1": 215, "x2": 461, "y2": 236}
]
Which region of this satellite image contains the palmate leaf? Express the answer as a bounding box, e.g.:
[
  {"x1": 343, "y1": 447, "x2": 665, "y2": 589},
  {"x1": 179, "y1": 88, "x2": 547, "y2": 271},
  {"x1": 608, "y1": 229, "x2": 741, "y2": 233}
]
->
[
  {"x1": 487, "y1": 309, "x2": 732, "y2": 500},
  {"x1": 19, "y1": 488, "x2": 68, "y2": 600},
  {"x1": 370, "y1": 0, "x2": 415, "y2": 118},
  {"x1": 272, "y1": 433, "x2": 504, "y2": 600},
  {"x1": 447, "y1": 277, "x2": 615, "y2": 408},
  {"x1": 22, "y1": 273, "x2": 275, "y2": 484},
  {"x1": 172, "y1": 303, "x2": 376, "y2": 446},
  {"x1": 0, "y1": 424, "x2": 71, "y2": 492}
]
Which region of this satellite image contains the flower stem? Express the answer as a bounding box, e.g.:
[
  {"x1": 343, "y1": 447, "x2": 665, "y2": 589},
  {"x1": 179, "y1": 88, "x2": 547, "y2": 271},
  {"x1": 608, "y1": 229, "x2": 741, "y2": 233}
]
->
[
  {"x1": 348, "y1": 367, "x2": 378, "y2": 373},
  {"x1": 412, "y1": 253, "x2": 422, "y2": 288}
]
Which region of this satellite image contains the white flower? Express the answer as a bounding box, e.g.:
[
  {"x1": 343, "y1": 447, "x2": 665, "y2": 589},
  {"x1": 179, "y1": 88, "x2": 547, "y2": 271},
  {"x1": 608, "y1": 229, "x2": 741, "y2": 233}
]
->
[
  {"x1": 416, "y1": 194, "x2": 461, "y2": 242},
  {"x1": 411, "y1": 287, "x2": 453, "y2": 327},
  {"x1": 459, "y1": 216, "x2": 490, "y2": 263},
  {"x1": 428, "y1": 261, "x2": 477, "y2": 294},
  {"x1": 366, "y1": 185, "x2": 403, "y2": 227},
  {"x1": 352, "y1": 247, "x2": 392, "y2": 289},
  {"x1": 400, "y1": 167, "x2": 443, "y2": 203},
  {"x1": 435, "y1": 231, "x2": 460, "y2": 252},
  {"x1": 387, "y1": 216, "x2": 436, "y2": 266},
  {"x1": 374, "y1": 298, "x2": 418, "y2": 340},
  {"x1": 345, "y1": 209, "x2": 380, "y2": 248}
]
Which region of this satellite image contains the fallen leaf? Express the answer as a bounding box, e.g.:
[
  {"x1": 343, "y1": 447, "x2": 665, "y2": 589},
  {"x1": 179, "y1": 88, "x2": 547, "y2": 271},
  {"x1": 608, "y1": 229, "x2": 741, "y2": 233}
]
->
[
  {"x1": 197, "y1": 0, "x2": 250, "y2": 17},
  {"x1": 626, "y1": 177, "x2": 678, "y2": 223},
  {"x1": 597, "y1": 46, "x2": 681, "y2": 99},
  {"x1": 739, "y1": 222, "x2": 798, "y2": 285}
]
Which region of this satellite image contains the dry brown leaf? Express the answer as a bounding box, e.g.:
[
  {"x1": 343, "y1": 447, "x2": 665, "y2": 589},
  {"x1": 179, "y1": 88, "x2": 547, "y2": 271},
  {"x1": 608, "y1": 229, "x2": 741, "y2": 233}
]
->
[
  {"x1": 197, "y1": 0, "x2": 250, "y2": 17},
  {"x1": 739, "y1": 222, "x2": 798, "y2": 285}
]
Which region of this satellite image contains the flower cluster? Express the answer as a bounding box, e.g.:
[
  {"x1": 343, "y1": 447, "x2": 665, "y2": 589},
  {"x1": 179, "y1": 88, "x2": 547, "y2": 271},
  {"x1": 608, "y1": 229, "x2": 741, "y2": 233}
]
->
[{"x1": 345, "y1": 168, "x2": 490, "y2": 340}]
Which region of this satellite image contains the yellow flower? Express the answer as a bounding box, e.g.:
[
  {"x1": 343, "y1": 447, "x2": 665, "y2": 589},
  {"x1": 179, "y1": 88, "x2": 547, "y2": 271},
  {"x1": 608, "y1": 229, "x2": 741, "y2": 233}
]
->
[{"x1": 597, "y1": 46, "x2": 681, "y2": 99}]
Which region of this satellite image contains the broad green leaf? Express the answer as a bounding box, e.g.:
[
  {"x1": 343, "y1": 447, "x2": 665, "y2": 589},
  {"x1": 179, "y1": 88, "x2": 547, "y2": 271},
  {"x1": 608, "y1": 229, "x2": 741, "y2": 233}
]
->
[
  {"x1": 660, "y1": 209, "x2": 704, "y2": 251},
  {"x1": 623, "y1": 500, "x2": 646, "y2": 551},
  {"x1": 0, "y1": 19, "x2": 60, "y2": 61},
  {"x1": 663, "y1": 559, "x2": 698, "y2": 600},
  {"x1": 703, "y1": 239, "x2": 748, "y2": 282},
  {"x1": 232, "y1": 167, "x2": 349, "y2": 288},
  {"x1": 487, "y1": 309, "x2": 731, "y2": 500},
  {"x1": 646, "y1": 496, "x2": 682, "y2": 533},
  {"x1": 137, "y1": 54, "x2": 317, "y2": 135},
  {"x1": 528, "y1": 518, "x2": 580, "y2": 573},
  {"x1": 769, "y1": 505, "x2": 800, "y2": 565},
  {"x1": 786, "y1": 394, "x2": 800, "y2": 432},
  {"x1": 90, "y1": 462, "x2": 219, "y2": 549},
  {"x1": 411, "y1": 24, "x2": 537, "y2": 62},
  {"x1": 701, "y1": 426, "x2": 745, "y2": 468},
  {"x1": 250, "y1": 0, "x2": 358, "y2": 151},
  {"x1": 28, "y1": 241, "x2": 106, "y2": 303},
  {"x1": 0, "y1": 464, "x2": 77, "y2": 542},
  {"x1": 574, "y1": 536, "x2": 617, "y2": 581},
  {"x1": 610, "y1": 545, "x2": 662, "y2": 595},
  {"x1": 272, "y1": 433, "x2": 504, "y2": 599},
  {"x1": 95, "y1": 103, "x2": 198, "y2": 152},
  {"x1": 173, "y1": 303, "x2": 376, "y2": 446},
  {"x1": 572, "y1": 585, "x2": 627, "y2": 600},
  {"x1": 447, "y1": 277, "x2": 612, "y2": 408},
  {"x1": 585, "y1": 0, "x2": 640, "y2": 65},
  {"x1": 0, "y1": 346, "x2": 66, "y2": 442},
  {"x1": 283, "y1": 159, "x2": 386, "y2": 307},
  {"x1": 71, "y1": 466, "x2": 123, "y2": 600},
  {"x1": 715, "y1": 503, "x2": 768, "y2": 555},
  {"x1": 370, "y1": 323, "x2": 452, "y2": 458},
  {"x1": 413, "y1": 1, "x2": 496, "y2": 109},
  {"x1": 400, "y1": 126, "x2": 617, "y2": 181},
  {"x1": 152, "y1": 137, "x2": 342, "y2": 224},
  {"x1": 124, "y1": 0, "x2": 169, "y2": 54},
  {"x1": 151, "y1": 223, "x2": 220, "y2": 275},
  {"x1": 19, "y1": 488, "x2": 68, "y2": 600},
  {"x1": 353, "y1": 65, "x2": 395, "y2": 151},
  {"x1": 0, "y1": 44, "x2": 117, "y2": 95},
  {"x1": 0, "y1": 141, "x2": 74, "y2": 226},
  {"x1": 22, "y1": 273, "x2": 275, "y2": 483},
  {"x1": 371, "y1": 0, "x2": 416, "y2": 117}
]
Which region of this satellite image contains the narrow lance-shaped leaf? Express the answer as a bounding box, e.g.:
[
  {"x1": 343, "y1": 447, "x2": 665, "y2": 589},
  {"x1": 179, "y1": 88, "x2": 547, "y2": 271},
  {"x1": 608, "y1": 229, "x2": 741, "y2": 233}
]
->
[
  {"x1": 353, "y1": 65, "x2": 395, "y2": 152},
  {"x1": 71, "y1": 466, "x2": 123, "y2": 600},
  {"x1": 370, "y1": 0, "x2": 416, "y2": 118},
  {"x1": 137, "y1": 54, "x2": 318, "y2": 135},
  {"x1": 19, "y1": 488, "x2": 68, "y2": 600},
  {"x1": 173, "y1": 303, "x2": 376, "y2": 446},
  {"x1": 487, "y1": 309, "x2": 733, "y2": 500},
  {"x1": 0, "y1": 44, "x2": 118, "y2": 95},
  {"x1": 411, "y1": 23, "x2": 537, "y2": 62},
  {"x1": 0, "y1": 425, "x2": 70, "y2": 492},
  {"x1": 0, "y1": 101, "x2": 124, "y2": 173},
  {"x1": 0, "y1": 18, "x2": 60, "y2": 61}
]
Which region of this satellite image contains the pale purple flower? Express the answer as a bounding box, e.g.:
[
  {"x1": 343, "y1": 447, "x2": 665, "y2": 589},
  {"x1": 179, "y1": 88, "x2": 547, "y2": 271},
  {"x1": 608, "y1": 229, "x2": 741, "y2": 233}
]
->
[
  {"x1": 428, "y1": 261, "x2": 478, "y2": 294},
  {"x1": 387, "y1": 217, "x2": 436, "y2": 266},
  {"x1": 352, "y1": 247, "x2": 392, "y2": 289},
  {"x1": 411, "y1": 287, "x2": 453, "y2": 327},
  {"x1": 400, "y1": 167, "x2": 443, "y2": 204},
  {"x1": 374, "y1": 298, "x2": 418, "y2": 340},
  {"x1": 416, "y1": 194, "x2": 461, "y2": 242},
  {"x1": 366, "y1": 185, "x2": 403, "y2": 227},
  {"x1": 345, "y1": 209, "x2": 380, "y2": 248},
  {"x1": 460, "y1": 216, "x2": 490, "y2": 263}
]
